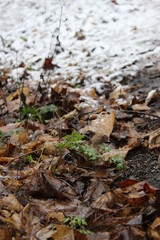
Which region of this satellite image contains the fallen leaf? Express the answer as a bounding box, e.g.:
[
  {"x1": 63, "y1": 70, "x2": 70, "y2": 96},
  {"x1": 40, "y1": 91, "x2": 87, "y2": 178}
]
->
[
  {"x1": 149, "y1": 128, "x2": 160, "y2": 149},
  {"x1": 110, "y1": 85, "x2": 126, "y2": 99},
  {"x1": 52, "y1": 224, "x2": 74, "y2": 240},
  {"x1": 46, "y1": 212, "x2": 64, "y2": 222},
  {"x1": 43, "y1": 142, "x2": 57, "y2": 156},
  {"x1": 87, "y1": 232, "x2": 110, "y2": 240},
  {"x1": 0, "y1": 210, "x2": 22, "y2": 231},
  {"x1": 35, "y1": 224, "x2": 56, "y2": 240},
  {"x1": 7, "y1": 98, "x2": 20, "y2": 113},
  {"x1": 91, "y1": 192, "x2": 114, "y2": 210},
  {"x1": 145, "y1": 89, "x2": 157, "y2": 105},
  {"x1": 63, "y1": 109, "x2": 77, "y2": 120},
  {"x1": 0, "y1": 194, "x2": 23, "y2": 213},
  {"x1": 43, "y1": 57, "x2": 59, "y2": 70},
  {"x1": 102, "y1": 148, "x2": 129, "y2": 162},
  {"x1": 80, "y1": 111, "x2": 115, "y2": 138},
  {"x1": 132, "y1": 104, "x2": 150, "y2": 111},
  {"x1": 112, "y1": 0, "x2": 118, "y2": 5},
  {"x1": 0, "y1": 123, "x2": 21, "y2": 134},
  {"x1": 21, "y1": 140, "x2": 38, "y2": 154},
  {"x1": 149, "y1": 217, "x2": 160, "y2": 240},
  {"x1": 0, "y1": 157, "x2": 14, "y2": 163},
  {"x1": 25, "y1": 173, "x2": 74, "y2": 200},
  {"x1": 6, "y1": 87, "x2": 30, "y2": 102},
  {"x1": 0, "y1": 142, "x2": 9, "y2": 157}
]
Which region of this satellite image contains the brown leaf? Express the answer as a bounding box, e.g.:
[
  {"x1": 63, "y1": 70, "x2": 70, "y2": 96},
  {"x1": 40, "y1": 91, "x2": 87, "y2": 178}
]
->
[
  {"x1": 80, "y1": 111, "x2": 115, "y2": 138},
  {"x1": 0, "y1": 228, "x2": 13, "y2": 240},
  {"x1": 145, "y1": 89, "x2": 157, "y2": 105},
  {"x1": 0, "y1": 123, "x2": 21, "y2": 134},
  {"x1": 127, "y1": 192, "x2": 149, "y2": 207},
  {"x1": 0, "y1": 157, "x2": 14, "y2": 163},
  {"x1": 43, "y1": 142, "x2": 57, "y2": 156},
  {"x1": 25, "y1": 173, "x2": 74, "y2": 200},
  {"x1": 63, "y1": 109, "x2": 77, "y2": 120},
  {"x1": 6, "y1": 87, "x2": 30, "y2": 102},
  {"x1": 143, "y1": 183, "x2": 159, "y2": 195},
  {"x1": 0, "y1": 142, "x2": 9, "y2": 157},
  {"x1": 43, "y1": 57, "x2": 59, "y2": 70},
  {"x1": 102, "y1": 148, "x2": 128, "y2": 162},
  {"x1": 21, "y1": 140, "x2": 38, "y2": 154},
  {"x1": 149, "y1": 217, "x2": 160, "y2": 240},
  {"x1": 18, "y1": 62, "x2": 25, "y2": 68},
  {"x1": 119, "y1": 179, "x2": 138, "y2": 188},
  {"x1": 63, "y1": 91, "x2": 80, "y2": 111},
  {"x1": 149, "y1": 128, "x2": 160, "y2": 149},
  {"x1": 7, "y1": 98, "x2": 20, "y2": 113},
  {"x1": 35, "y1": 225, "x2": 57, "y2": 240},
  {"x1": 91, "y1": 192, "x2": 115, "y2": 210},
  {"x1": 110, "y1": 85, "x2": 126, "y2": 99},
  {"x1": 0, "y1": 194, "x2": 23, "y2": 213},
  {"x1": 23, "y1": 119, "x2": 45, "y2": 131},
  {"x1": 46, "y1": 212, "x2": 64, "y2": 222},
  {"x1": 132, "y1": 104, "x2": 150, "y2": 111},
  {"x1": 52, "y1": 224, "x2": 74, "y2": 240},
  {"x1": 75, "y1": 29, "x2": 85, "y2": 40},
  {"x1": 84, "y1": 180, "x2": 107, "y2": 202},
  {"x1": 112, "y1": 0, "x2": 118, "y2": 5},
  {"x1": 10, "y1": 129, "x2": 29, "y2": 146},
  {"x1": 0, "y1": 210, "x2": 22, "y2": 231},
  {"x1": 87, "y1": 232, "x2": 110, "y2": 240}
]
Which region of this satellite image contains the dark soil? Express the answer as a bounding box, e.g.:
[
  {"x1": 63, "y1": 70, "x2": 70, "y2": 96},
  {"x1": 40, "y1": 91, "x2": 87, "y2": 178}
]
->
[
  {"x1": 120, "y1": 58, "x2": 160, "y2": 187},
  {"x1": 124, "y1": 147, "x2": 160, "y2": 187},
  {"x1": 121, "y1": 55, "x2": 160, "y2": 92}
]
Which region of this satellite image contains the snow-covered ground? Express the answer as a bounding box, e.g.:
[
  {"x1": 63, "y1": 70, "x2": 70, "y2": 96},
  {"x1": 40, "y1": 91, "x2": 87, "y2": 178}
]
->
[{"x1": 0, "y1": 0, "x2": 160, "y2": 87}]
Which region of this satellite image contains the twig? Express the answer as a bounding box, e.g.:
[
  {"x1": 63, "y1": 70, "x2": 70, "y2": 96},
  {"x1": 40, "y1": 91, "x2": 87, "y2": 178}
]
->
[
  {"x1": 121, "y1": 109, "x2": 160, "y2": 119},
  {"x1": 6, "y1": 147, "x2": 42, "y2": 167}
]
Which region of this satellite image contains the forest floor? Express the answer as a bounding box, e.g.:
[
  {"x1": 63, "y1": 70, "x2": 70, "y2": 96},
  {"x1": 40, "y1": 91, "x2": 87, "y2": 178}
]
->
[{"x1": 0, "y1": 0, "x2": 160, "y2": 239}]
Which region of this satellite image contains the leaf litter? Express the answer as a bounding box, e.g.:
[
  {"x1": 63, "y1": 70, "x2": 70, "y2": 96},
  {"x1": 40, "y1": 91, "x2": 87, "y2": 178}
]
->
[{"x1": 0, "y1": 0, "x2": 160, "y2": 239}]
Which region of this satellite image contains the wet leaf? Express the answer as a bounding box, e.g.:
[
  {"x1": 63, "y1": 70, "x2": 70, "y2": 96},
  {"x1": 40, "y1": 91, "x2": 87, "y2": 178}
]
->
[
  {"x1": 42, "y1": 57, "x2": 59, "y2": 70},
  {"x1": 25, "y1": 173, "x2": 74, "y2": 200}
]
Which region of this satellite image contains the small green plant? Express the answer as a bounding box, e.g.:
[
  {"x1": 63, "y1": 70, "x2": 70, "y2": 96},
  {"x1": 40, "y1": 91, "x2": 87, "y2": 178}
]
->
[
  {"x1": 56, "y1": 131, "x2": 101, "y2": 162},
  {"x1": 0, "y1": 130, "x2": 12, "y2": 143},
  {"x1": 56, "y1": 130, "x2": 84, "y2": 150},
  {"x1": 21, "y1": 36, "x2": 27, "y2": 42},
  {"x1": 63, "y1": 216, "x2": 92, "y2": 235},
  {"x1": 110, "y1": 155, "x2": 127, "y2": 170},
  {"x1": 22, "y1": 154, "x2": 34, "y2": 164},
  {"x1": 99, "y1": 143, "x2": 112, "y2": 153},
  {"x1": 52, "y1": 168, "x2": 59, "y2": 176},
  {"x1": 0, "y1": 130, "x2": 5, "y2": 141},
  {"x1": 20, "y1": 104, "x2": 58, "y2": 123},
  {"x1": 77, "y1": 144, "x2": 101, "y2": 162},
  {"x1": 20, "y1": 105, "x2": 43, "y2": 123},
  {"x1": 39, "y1": 104, "x2": 57, "y2": 115}
]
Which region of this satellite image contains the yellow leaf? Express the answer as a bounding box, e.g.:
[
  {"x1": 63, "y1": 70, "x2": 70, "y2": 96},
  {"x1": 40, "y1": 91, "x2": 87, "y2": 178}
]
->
[{"x1": 7, "y1": 87, "x2": 30, "y2": 102}]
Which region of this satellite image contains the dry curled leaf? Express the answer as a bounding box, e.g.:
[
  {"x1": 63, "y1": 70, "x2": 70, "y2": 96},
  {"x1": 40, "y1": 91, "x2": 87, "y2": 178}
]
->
[
  {"x1": 6, "y1": 87, "x2": 30, "y2": 102},
  {"x1": 80, "y1": 111, "x2": 115, "y2": 138},
  {"x1": 132, "y1": 104, "x2": 150, "y2": 111},
  {"x1": 149, "y1": 217, "x2": 160, "y2": 240},
  {"x1": 149, "y1": 128, "x2": 160, "y2": 149}
]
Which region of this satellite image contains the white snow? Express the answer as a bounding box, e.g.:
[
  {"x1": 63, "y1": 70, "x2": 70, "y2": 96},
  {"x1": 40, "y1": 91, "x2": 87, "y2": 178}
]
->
[{"x1": 0, "y1": 0, "x2": 160, "y2": 88}]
